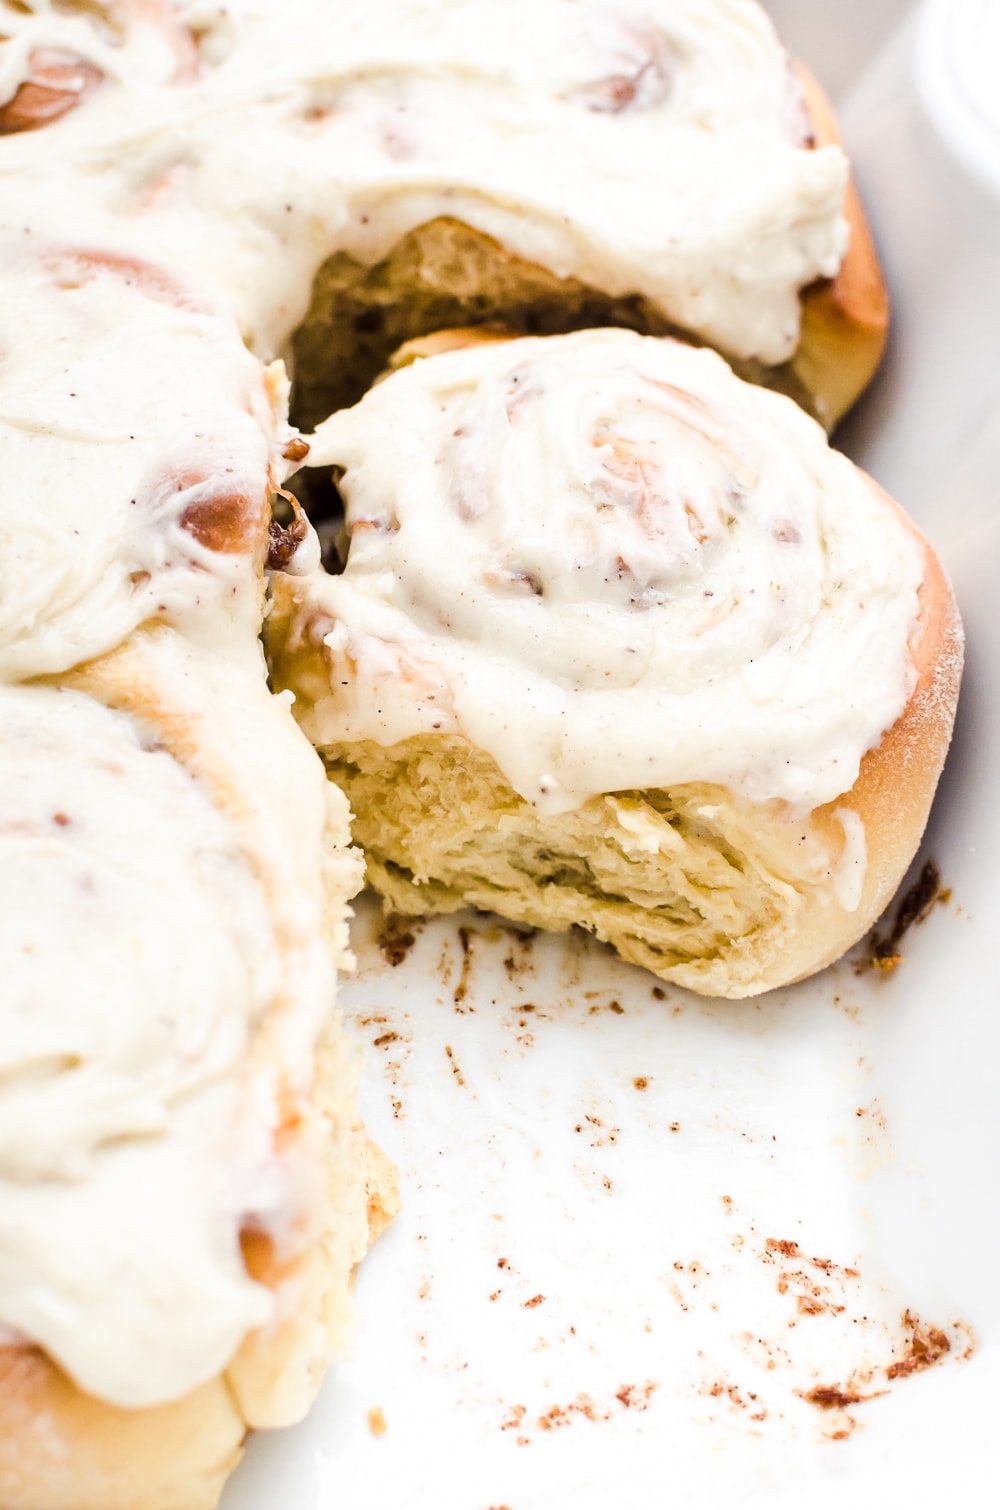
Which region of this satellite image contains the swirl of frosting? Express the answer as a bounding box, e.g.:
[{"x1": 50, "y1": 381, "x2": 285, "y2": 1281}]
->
[
  {"x1": 0, "y1": 634, "x2": 357, "y2": 1411},
  {"x1": 291, "y1": 329, "x2": 924, "y2": 815}
]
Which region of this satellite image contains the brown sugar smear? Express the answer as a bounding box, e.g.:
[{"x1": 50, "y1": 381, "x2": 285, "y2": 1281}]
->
[
  {"x1": 800, "y1": 1309, "x2": 974, "y2": 1420},
  {"x1": 865, "y1": 858, "x2": 948, "y2": 972},
  {"x1": 0, "y1": 48, "x2": 103, "y2": 135},
  {"x1": 886, "y1": 1310, "x2": 954, "y2": 1380}
]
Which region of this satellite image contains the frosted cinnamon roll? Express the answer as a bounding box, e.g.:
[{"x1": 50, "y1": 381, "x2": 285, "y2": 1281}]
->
[
  {"x1": 270, "y1": 329, "x2": 961, "y2": 999},
  {"x1": 0, "y1": 630, "x2": 396, "y2": 1510},
  {"x1": 1, "y1": 1, "x2": 882, "y2": 429}
]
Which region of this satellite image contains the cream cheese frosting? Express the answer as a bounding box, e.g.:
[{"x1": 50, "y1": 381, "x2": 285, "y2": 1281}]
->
[
  {"x1": 276, "y1": 330, "x2": 925, "y2": 818},
  {"x1": 1, "y1": 0, "x2": 847, "y2": 365},
  {"x1": 0, "y1": 676, "x2": 275, "y2": 1405},
  {"x1": 0, "y1": 242, "x2": 284, "y2": 682},
  {"x1": 0, "y1": 635, "x2": 360, "y2": 1408}
]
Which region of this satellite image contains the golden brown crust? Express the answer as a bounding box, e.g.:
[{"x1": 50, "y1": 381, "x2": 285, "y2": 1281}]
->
[
  {"x1": 386, "y1": 324, "x2": 515, "y2": 372},
  {"x1": 781, "y1": 487, "x2": 963, "y2": 988},
  {"x1": 659, "y1": 486, "x2": 961, "y2": 993},
  {"x1": 179, "y1": 480, "x2": 270, "y2": 558},
  {"x1": 793, "y1": 65, "x2": 891, "y2": 428},
  {"x1": 0, "y1": 1348, "x2": 245, "y2": 1510}
]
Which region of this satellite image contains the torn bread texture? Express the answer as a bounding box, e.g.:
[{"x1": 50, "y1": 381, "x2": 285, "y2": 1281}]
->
[{"x1": 308, "y1": 551, "x2": 959, "y2": 1001}]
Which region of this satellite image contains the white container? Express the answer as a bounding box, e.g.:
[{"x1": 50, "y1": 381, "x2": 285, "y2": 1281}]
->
[{"x1": 227, "y1": 6, "x2": 1000, "y2": 1506}]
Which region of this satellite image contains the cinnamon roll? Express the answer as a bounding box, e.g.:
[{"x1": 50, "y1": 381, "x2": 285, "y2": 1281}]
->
[
  {"x1": 1, "y1": 0, "x2": 883, "y2": 429},
  {"x1": 0, "y1": 629, "x2": 396, "y2": 1510},
  {"x1": 270, "y1": 329, "x2": 961, "y2": 999}
]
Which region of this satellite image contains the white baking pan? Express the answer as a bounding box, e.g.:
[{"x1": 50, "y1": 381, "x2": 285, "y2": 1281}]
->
[{"x1": 226, "y1": 3, "x2": 1000, "y2": 1504}]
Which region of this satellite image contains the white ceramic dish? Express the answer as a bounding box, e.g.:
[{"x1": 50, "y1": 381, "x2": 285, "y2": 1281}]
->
[{"x1": 225, "y1": 4, "x2": 1000, "y2": 1505}]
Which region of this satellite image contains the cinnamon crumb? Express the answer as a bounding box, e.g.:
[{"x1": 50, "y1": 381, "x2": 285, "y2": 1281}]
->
[
  {"x1": 887, "y1": 1310, "x2": 952, "y2": 1379},
  {"x1": 378, "y1": 915, "x2": 417, "y2": 966},
  {"x1": 615, "y1": 1381, "x2": 658, "y2": 1411},
  {"x1": 500, "y1": 1405, "x2": 525, "y2": 1432},
  {"x1": 453, "y1": 924, "x2": 475, "y2": 1005},
  {"x1": 537, "y1": 1393, "x2": 609, "y2": 1430}
]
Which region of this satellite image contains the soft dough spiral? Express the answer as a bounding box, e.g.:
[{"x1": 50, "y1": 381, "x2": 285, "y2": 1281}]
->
[
  {"x1": 270, "y1": 329, "x2": 962, "y2": 997},
  {"x1": 279, "y1": 329, "x2": 925, "y2": 814}
]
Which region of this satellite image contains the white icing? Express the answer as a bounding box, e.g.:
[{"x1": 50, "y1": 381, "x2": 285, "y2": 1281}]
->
[
  {"x1": 831, "y1": 806, "x2": 868, "y2": 913},
  {"x1": 0, "y1": 246, "x2": 280, "y2": 681},
  {"x1": 0, "y1": 677, "x2": 276, "y2": 1405},
  {"x1": 290, "y1": 330, "x2": 924, "y2": 818},
  {"x1": 1, "y1": 0, "x2": 848, "y2": 365},
  {"x1": 0, "y1": 638, "x2": 358, "y2": 1407}
]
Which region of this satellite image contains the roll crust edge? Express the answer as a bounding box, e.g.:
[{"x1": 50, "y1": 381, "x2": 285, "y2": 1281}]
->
[
  {"x1": 782, "y1": 487, "x2": 963, "y2": 988},
  {"x1": 792, "y1": 65, "x2": 891, "y2": 429}
]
